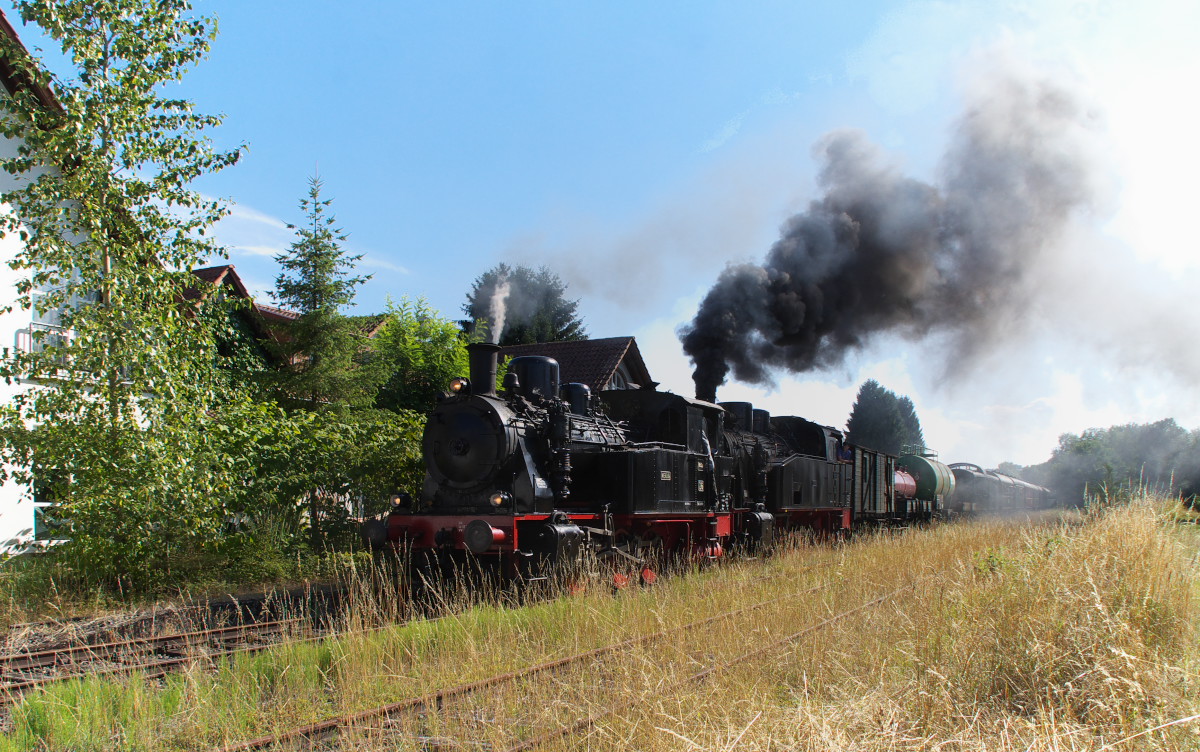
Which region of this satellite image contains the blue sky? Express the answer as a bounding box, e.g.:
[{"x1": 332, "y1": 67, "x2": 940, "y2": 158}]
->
[
  {"x1": 181, "y1": 0, "x2": 911, "y2": 318},
  {"x1": 9, "y1": 1, "x2": 1200, "y2": 467}
]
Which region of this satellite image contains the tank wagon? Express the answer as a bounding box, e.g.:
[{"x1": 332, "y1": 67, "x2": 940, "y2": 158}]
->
[{"x1": 898, "y1": 448, "x2": 955, "y2": 519}]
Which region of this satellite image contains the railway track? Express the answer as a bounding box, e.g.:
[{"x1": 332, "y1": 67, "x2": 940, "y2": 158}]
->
[
  {"x1": 0, "y1": 580, "x2": 369, "y2": 706},
  {"x1": 0, "y1": 554, "x2": 839, "y2": 739},
  {"x1": 0, "y1": 617, "x2": 310, "y2": 703},
  {"x1": 215, "y1": 563, "x2": 854, "y2": 752},
  {"x1": 505, "y1": 580, "x2": 916, "y2": 752}
]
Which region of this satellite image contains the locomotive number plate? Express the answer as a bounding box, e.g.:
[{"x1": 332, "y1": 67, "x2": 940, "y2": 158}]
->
[{"x1": 660, "y1": 471, "x2": 672, "y2": 481}]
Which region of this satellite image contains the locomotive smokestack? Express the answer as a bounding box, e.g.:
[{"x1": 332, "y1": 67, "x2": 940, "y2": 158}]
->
[{"x1": 467, "y1": 342, "x2": 501, "y2": 397}]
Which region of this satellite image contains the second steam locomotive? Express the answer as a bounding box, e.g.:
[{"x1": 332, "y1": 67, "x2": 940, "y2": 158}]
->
[{"x1": 369, "y1": 343, "x2": 1052, "y2": 580}]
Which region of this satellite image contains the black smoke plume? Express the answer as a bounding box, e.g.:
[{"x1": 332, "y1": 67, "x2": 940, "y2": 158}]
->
[{"x1": 680, "y1": 67, "x2": 1101, "y2": 402}]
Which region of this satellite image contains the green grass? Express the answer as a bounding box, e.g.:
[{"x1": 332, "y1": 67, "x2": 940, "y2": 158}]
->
[{"x1": 3, "y1": 500, "x2": 1197, "y2": 751}]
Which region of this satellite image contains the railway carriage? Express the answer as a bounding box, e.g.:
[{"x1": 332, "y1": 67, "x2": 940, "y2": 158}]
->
[{"x1": 948, "y1": 463, "x2": 1053, "y2": 515}]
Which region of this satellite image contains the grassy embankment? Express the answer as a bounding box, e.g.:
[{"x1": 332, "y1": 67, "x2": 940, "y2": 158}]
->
[{"x1": 3, "y1": 497, "x2": 1197, "y2": 751}]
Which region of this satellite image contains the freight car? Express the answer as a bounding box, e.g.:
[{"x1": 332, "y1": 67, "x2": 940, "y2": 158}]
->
[{"x1": 898, "y1": 449, "x2": 955, "y2": 519}]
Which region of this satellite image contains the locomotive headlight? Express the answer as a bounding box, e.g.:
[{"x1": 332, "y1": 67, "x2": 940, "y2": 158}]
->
[
  {"x1": 449, "y1": 377, "x2": 470, "y2": 394},
  {"x1": 489, "y1": 491, "x2": 511, "y2": 508}
]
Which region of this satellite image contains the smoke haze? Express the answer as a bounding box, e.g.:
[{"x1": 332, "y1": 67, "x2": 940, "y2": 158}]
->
[{"x1": 679, "y1": 64, "x2": 1104, "y2": 402}]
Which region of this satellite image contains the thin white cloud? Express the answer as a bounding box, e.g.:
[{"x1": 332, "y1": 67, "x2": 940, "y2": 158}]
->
[
  {"x1": 223, "y1": 202, "x2": 289, "y2": 231},
  {"x1": 762, "y1": 88, "x2": 805, "y2": 105},
  {"x1": 360, "y1": 255, "x2": 411, "y2": 275},
  {"x1": 230, "y1": 244, "x2": 285, "y2": 258},
  {"x1": 699, "y1": 112, "x2": 746, "y2": 153}
]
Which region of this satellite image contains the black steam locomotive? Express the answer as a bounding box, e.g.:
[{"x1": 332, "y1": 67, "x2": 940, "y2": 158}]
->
[{"x1": 369, "y1": 342, "x2": 990, "y2": 582}]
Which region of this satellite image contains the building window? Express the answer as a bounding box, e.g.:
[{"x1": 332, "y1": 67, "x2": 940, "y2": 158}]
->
[{"x1": 609, "y1": 363, "x2": 633, "y2": 390}]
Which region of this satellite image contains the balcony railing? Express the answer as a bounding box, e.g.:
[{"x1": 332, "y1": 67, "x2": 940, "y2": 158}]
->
[
  {"x1": 17, "y1": 321, "x2": 72, "y2": 350},
  {"x1": 13, "y1": 322, "x2": 75, "y2": 376}
]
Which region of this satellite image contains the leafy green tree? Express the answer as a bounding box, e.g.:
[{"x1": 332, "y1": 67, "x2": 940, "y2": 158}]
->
[
  {"x1": 0, "y1": 0, "x2": 259, "y2": 590},
  {"x1": 994, "y1": 461, "x2": 1025, "y2": 477},
  {"x1": 373, "y1": 297, "x2": 472, "y2": 414},
  {"x1": 845, "y1": 380, "x2": 924, "y2": 455},
  {"x1": 463, "y1": 263, "x2": 586, "y2": 345},
  {"x1": 254, "y1": 407, "x2": 425, "y2": 546},
  {"x1": 267, "y1": 176, "x2": 378, "y2": 408},
  {"x1": 1038, "y1": 419, "x2": 1196, "y2": 505}
]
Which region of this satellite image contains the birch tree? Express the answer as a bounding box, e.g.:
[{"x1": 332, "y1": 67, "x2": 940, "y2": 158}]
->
[{"x1": 0, "y1": 0, "x2": 260, "y2": 589}]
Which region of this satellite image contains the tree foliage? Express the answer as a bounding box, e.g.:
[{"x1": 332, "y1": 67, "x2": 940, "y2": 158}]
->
[
  {"x1": 252, "y1": 407, "x2": 425, "y2": 545},
  {"x1": 373, "y1": 296, "x2": 472, "y2": 414},
  {"x1": 0, "y1": 2, "x2": 448, "y2": 595},
  {"x1": 0, "y1": 0, "x2": 266, "y2": 589},
  {"x1": 266, "y1": 176, "x2": 378, "y2": 408},
  {"x1": 897, "y1": 396, "x2": 925, "y2": 449},
  {"x1": 463, "y1": 263, "x2": 586, "y2": 345},
  {"x1": 845, "y1": 380, "x2": 925, "y2": 455},
  {"x1": 1009, "y1": 419, "x2": 1200, "y2": 506}
]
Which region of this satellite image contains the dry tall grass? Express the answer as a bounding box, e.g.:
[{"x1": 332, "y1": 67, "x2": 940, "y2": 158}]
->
[
  {"x1": 562, "y1": 501, "x2": 1199, "y2": 751},
  {"x1": 3, "y1": 499, "x2": 1196, "y2": 751}
]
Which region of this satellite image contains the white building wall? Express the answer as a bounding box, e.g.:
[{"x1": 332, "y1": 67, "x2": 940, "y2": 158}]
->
[{"x1": 0, "y1": 116, "x2": 49, "y2": 552}]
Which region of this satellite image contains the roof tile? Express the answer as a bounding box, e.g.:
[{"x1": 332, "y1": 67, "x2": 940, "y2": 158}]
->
[{"x1": 501, "y1": 336, "x2": 653, "y2": 391}]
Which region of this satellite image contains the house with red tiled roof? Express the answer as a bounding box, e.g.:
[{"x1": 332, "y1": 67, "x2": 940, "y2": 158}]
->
[
  {"x1": 500, "y1": 336, "x2": 655, "y2": 392},
  {"x1": 187, "y1": 264, "x2": 390, "y2": 371},
  {"x1": 187, "y1": 264, "x2": 277, "y2": 341}
]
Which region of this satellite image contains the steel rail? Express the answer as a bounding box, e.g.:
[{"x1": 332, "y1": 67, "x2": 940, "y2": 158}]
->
[
  {"x1": 0, "y1": 618, "x2": 308, "y2": 702},
  {"x1": 0, "y1": 560, "x2": 769, "y2": 706},
  {"x1": 0, "y1": 536, "x2": 837, "y2": 707},
  {"x1": 216, "y1": 571, "x2": 836, "y2": 752},
  {"x1": 0, "y1": 618, "x2": 302, "y2": 672},
  {"x1": 501, "y1": 578, "x2": 921, "y2": 752}
]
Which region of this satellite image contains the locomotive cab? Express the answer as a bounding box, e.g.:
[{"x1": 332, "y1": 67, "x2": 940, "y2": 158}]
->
[{"x1": 598, "y1": 390, "x2": 728, "y2": 513}]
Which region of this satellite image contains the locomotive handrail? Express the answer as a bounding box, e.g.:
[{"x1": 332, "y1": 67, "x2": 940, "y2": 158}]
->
[{"x1": 622, "y1": 440, "x2": 690, "y2": 451}]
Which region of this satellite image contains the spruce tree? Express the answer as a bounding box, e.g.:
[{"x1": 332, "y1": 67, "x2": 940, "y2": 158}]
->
[
  {"x1": 268, "y1": 176, "x2": 376, "y2": 409},
  {"x1": 897, "y1": 396, "x2": 925, "y2": 451},
  {"x1": 463, "y1": 263, "x2": 586, "y2": 345},
  {"x1": 845, "y1": 380, "x2": 905, "y2": 453},
  {"x1": 845, "y1": 380, "x2": 926, "y2": 455},
  {"x1": 267, "y1": 177, "x2": 383, "y2": 548}
]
